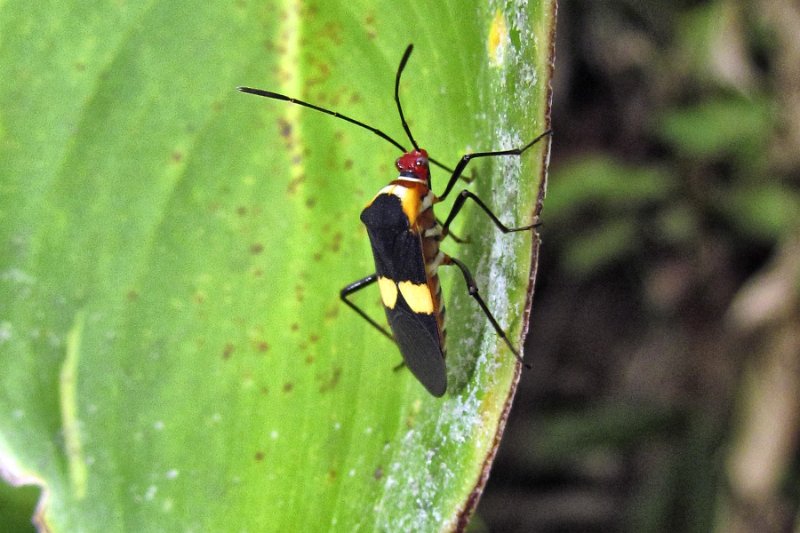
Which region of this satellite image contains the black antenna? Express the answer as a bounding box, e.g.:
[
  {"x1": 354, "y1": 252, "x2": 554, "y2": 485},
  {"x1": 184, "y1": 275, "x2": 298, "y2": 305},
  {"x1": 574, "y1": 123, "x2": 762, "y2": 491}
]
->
[
  {"x1": 395, "y1": 44, "x2": 419, "y2": 150},
  {"x1": 237, "y1": 86, "x2": 407, "y2": 153},
  {"x1": 238, "y1": 46, "x2": 460, "y2": 175}
]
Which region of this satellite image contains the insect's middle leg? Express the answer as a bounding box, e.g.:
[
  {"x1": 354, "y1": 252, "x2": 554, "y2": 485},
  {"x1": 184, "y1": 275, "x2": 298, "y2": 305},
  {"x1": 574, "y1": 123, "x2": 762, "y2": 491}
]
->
[
  {"x1": 437, "y1": 130, "x2": 552, "y2": 201},
  {"x1": 434, "y1": 217, "x2": 469, "y2": 243},
  {"x1": 440, "y1": 189, "x2": 541, "y2": 238},
  {"x1": 435, "y1": 130, "x2": 552, "y2": 238}
]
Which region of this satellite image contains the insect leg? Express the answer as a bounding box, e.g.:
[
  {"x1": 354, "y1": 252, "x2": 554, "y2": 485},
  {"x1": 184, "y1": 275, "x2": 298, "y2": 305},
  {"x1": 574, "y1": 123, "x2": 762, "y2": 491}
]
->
[
  {"x1": 434, "y1": 217, "x2": 469, "y2": 244},
  {"x1": 340, "y1": 274, "x2": 395, "y2": 343},
  {"x1": 446, "y1": 256, "x2": 531, "y2": 368},
  {"x1": 437, "y1": 130, "x2": 552, "y2": 201},
  {"x1": 440, "y1": 189, "x2": 541, "y2": 237}
]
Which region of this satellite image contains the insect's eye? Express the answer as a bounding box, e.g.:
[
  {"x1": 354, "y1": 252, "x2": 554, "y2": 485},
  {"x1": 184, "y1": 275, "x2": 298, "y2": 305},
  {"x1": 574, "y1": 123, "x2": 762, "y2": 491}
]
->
[{"x1": 415, "y1": 158, "x2": 425, "y2": 167}]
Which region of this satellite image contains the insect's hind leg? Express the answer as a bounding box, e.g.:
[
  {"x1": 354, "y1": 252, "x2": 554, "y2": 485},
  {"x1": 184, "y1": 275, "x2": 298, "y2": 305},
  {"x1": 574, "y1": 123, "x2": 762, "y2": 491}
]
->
[
  {"x1": 445, "y1": 256, "x2": 531, "y2": 368},
  {"x1": 340, "y1": 274, "x2": 395, "y2": 343},
  {"x1": 340, "y1": 275, "x2": 407, "y2": 372}
]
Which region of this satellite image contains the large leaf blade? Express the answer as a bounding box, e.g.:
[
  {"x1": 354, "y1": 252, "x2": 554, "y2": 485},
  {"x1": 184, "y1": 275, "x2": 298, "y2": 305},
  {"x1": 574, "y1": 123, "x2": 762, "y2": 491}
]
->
[{"x1": 0, "y1": 1, "x2": 555, "y2": 530}]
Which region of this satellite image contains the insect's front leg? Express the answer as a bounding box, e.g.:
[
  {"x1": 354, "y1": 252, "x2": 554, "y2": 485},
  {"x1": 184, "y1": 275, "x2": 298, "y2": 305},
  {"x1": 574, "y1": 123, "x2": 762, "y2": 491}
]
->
[{"x1": 437, "y1": 130, "x2": 553, "y2": 202}]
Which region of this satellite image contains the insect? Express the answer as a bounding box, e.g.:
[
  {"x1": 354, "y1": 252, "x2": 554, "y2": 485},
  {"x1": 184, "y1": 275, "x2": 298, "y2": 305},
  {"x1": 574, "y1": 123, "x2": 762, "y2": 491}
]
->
[{"x1": 239, "y1": 45, "x2": 550, "y2": 397}]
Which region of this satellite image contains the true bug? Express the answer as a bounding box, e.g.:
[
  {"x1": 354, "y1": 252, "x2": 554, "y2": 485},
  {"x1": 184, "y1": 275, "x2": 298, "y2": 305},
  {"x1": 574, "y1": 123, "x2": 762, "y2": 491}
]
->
[{"x1": 239, "y1": 45, "x2": 550, "y2": 397}]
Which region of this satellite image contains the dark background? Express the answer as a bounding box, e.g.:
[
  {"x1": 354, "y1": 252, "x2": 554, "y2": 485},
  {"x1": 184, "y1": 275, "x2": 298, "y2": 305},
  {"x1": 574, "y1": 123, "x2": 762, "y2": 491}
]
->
[{"x1": 477, "y1": 0, "x2": 800, "y2": 531}]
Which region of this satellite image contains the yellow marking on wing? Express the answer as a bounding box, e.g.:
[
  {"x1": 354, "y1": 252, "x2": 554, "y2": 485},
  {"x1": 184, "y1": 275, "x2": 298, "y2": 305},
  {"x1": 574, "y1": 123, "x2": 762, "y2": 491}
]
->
[
  {"x1": 398, "y1": 281, "x2": 434, "y2": 314},
  {"x1": 399, "y1": 186, "x2": 422, "y2": 226},
  {"x1": 377, "y1": 276, "x2": 398, "y2": 309}
]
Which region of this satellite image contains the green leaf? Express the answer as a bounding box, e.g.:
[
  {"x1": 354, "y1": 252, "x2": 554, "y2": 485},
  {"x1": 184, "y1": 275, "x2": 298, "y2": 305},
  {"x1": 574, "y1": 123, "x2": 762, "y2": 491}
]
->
[
  {"x1": 546, "y1": 155, "x2": 673, "y2": 218},
  {"x1": 560, "y1": 218, "x2": 641, "y2": 277},
  {"x1": 545, "y1": 155, "x2": 674, "y2": 275},
  {"x1": 0, "y1": 1, "x2": 555, "y2": 530},
  {"x1": 0, "y1": 481, "x2": 38, "y2": 533},
  {"x1": 718, "y1": 183, "x2": 800, "y2": 242},
  {"x1": 655, "y1": 95, "x2": 774, "y2": 161}
]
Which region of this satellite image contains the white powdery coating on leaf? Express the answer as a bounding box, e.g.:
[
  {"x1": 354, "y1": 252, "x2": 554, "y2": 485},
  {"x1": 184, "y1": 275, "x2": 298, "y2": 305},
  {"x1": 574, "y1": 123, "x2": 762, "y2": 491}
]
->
[
  {"x1": 440, "y1": 393, "x2": 482, "y2": 446},
  {"x1": 376, "y1": 429, "x2": 448, "y2": 530},
  {"x1": 1, "y1": 268, "x2": 36, "y2": 285},
  {"x1": 375, "y1": 373, "x2": 489, "y2": 530},
  {"x1": 520, "y1": 62, "x2": 539, "y2": 89},
  {"x1": 0, "y1": 322, "x2": 12, "y2": 343}
]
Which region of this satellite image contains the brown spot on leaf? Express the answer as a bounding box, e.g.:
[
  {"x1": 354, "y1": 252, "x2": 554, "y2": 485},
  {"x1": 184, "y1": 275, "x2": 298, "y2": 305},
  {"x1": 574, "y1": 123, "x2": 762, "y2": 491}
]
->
[
  {"x1": 373, "y1": 466, "x2": 383, "y2": 480},
  {"x1": 222, "y1": 343, "x2": 235, "y2": 360},
  {"x1": 365, "y1": 18, "x2": 377, "y2": 39},
  {"x1": 286, "y1": 174, "x2": 305, "y2": 195},
  {"x1": 282, "y1": 382, "x2": 294, "y2": 393},
  {"x1": 256, "y1": 340, "x2": 270, "y2": 352},
  {"x1": 306, "y1": 61, "x2": 331, "y2": 87},
  {"x1": 290, "y1": 323, "x2": 299, "y2": 332},
  {"x1": 126, "y1": 290, "x2": 139, "y2": 301},
  {"x1": 318, "y1": 366, "x2": 342, "y2": 393},
  {"x1": 330, "y1": 232, "x2": 342, "y2": 253},
  {"x1": 278, "y1": 117, "x2": 292, "y2": 140},
  {"x1": 254, "y1": 451, "x2": 265, "y2": 462},
  {"x1": 250, "y1": 243, "x2": 264, "y2": 255},
  {"x1": 325, "y1": 304, "x2": 339, "y2": 320}
]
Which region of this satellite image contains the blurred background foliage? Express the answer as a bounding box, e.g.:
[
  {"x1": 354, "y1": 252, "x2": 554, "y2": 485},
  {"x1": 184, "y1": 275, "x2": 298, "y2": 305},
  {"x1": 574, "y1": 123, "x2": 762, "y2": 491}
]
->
[{"x1": 477, "y1": 0, "x2": 800, "y2": 531}]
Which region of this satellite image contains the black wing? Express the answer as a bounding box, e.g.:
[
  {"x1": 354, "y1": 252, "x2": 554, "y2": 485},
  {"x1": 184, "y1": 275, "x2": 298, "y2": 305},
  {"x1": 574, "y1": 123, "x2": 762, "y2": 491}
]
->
[
  {"x1": 386, "y1": 304, "x2": 447, "y2": 397},
  {"x1": 362, "y1": 192, "x2": 447, "y2": 396}
]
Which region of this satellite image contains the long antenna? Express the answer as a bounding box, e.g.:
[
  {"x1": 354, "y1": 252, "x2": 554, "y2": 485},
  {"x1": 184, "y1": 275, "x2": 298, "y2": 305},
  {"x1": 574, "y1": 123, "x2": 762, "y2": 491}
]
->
[
  {"x1": 237, "y1": 86, "x2": 407, "y2": 153},
  {"x1": 395, "y1": 44, "x2": 419, "y2": 150},
  {"x1": 238, "y1": 46, "x2": 460, "y2": 174}
]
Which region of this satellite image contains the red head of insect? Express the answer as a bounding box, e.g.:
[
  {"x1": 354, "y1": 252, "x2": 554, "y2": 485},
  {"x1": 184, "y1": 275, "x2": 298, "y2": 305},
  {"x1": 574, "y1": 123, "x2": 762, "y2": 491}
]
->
[{"x1": 396, "y1": 149, "x2": 430, "y2": 183}]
